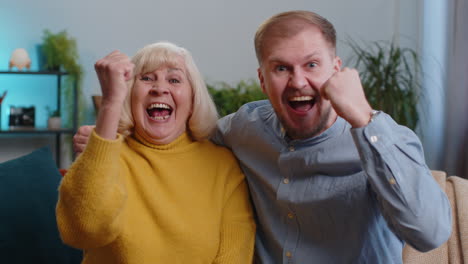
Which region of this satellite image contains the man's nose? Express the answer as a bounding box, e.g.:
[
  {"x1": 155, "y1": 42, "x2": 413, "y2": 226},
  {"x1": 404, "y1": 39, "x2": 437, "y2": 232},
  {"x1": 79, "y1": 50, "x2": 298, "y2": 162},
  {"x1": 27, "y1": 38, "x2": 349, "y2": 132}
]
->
[{"x1": 288, "y1": 69, "x2": 308, "y2": 89}]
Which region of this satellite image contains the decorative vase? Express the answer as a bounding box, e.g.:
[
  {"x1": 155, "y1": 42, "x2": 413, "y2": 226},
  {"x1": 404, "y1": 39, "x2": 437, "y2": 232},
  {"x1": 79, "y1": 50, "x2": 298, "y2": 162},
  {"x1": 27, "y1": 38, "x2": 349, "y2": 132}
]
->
[
  {"x1": 9, "y1": 48, "x2": 31, "y2": 71},
  {"x1": 47, "y1": 117, "x2": 61, "y2": 130}
]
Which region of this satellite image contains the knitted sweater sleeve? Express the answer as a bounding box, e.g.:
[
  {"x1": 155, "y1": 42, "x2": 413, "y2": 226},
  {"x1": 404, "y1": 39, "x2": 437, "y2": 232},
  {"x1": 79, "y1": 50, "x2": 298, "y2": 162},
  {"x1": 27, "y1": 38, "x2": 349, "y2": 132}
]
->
[
  {"x1": 56, "y1": 130, "x2": 127, "y2": 249},
  {"x1": 213, "y1": 154, "x2": 256, "y2": 263}
]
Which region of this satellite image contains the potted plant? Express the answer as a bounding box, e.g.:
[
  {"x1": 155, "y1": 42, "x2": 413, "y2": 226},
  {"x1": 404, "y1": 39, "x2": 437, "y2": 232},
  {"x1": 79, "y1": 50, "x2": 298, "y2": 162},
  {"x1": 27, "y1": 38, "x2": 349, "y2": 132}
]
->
[
  {"x1": 40, "y1": 29, "x2": 84, "y2": 128},
  {"x1": 207, "y1": 79, "x2": 267, "y2": 117},
  {"x1": 46, "y1": 107, "x2": 61, "y2": 130},
  {"x1": 41, "y1": 30, "x2": 81, "y2": 73},
  {"x1": 347, "y1": 40, "x2": 422, "y2": 130}
]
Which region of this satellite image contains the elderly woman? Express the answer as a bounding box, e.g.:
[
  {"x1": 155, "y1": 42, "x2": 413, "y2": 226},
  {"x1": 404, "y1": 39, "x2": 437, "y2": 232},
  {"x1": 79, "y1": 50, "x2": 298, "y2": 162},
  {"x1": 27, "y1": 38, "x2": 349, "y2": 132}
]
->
[{"x1": 56, "y1": 42, "x2": 255, "y2": 263}]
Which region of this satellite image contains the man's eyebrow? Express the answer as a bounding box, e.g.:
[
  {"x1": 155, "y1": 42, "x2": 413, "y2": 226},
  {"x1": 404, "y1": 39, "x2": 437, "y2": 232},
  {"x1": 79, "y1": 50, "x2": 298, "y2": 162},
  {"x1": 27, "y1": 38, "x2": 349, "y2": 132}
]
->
[{"x1": 268, "y1": 52, "x2": 321, "y2": 64}]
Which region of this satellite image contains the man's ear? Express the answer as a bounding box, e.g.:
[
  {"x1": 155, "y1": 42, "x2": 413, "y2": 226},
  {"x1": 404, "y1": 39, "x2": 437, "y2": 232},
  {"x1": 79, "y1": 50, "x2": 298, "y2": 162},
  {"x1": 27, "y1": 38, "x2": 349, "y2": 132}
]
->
[
  {"x1": 334, "y1": 56, "x2": 342, "y2": 72},
  {"x1": 258, "y1": 67, "x2": 267, "y2": 94}
]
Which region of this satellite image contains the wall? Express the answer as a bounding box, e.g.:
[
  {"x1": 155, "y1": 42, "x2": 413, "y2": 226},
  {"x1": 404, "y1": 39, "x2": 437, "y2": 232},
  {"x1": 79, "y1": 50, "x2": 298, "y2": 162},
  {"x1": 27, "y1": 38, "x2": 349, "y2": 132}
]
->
[{"x1": 0, "y1": 0, "x2": 420, "y2": 167}]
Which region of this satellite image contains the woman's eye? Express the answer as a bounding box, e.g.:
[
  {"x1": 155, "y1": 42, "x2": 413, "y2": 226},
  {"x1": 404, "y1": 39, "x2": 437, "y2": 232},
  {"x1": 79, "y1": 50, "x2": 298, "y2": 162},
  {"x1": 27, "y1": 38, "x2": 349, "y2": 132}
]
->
[
  {"x1": 140, "y1": 75, "x2": 153, "y2": 81},
  {"x1": 169, "y1": 79, "x2": 180, "y2": 84}
]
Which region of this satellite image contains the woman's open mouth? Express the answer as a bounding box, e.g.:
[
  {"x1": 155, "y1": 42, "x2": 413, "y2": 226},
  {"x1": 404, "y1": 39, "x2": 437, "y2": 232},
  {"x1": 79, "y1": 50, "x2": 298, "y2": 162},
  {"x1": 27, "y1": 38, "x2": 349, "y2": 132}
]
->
[{"x1": 146, "y1": 103, "x2": 173, "y2": 120}]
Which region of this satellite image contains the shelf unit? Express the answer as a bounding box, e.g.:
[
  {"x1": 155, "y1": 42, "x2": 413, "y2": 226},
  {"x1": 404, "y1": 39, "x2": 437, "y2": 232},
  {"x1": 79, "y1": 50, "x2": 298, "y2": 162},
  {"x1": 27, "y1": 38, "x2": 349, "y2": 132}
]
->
[{"x1": 0, "y1": 71, "x2": 78, "y2": 167}]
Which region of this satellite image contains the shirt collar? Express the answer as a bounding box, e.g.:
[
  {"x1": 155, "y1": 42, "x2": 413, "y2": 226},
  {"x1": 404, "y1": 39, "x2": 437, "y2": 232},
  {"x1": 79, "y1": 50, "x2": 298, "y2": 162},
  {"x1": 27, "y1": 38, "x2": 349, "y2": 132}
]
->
[{"x1": 273, "y1": 113, "x2": 347, "y2": 146}]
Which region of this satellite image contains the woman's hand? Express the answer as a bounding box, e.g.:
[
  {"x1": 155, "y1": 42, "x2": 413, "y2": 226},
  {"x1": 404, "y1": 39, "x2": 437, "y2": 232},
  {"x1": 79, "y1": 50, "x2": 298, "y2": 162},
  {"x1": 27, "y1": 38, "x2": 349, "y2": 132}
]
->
[
  {"x1": 94, "y1": 51, "x2": 134, "y2": 140},
  {"x1": 95, "y1": 51, "x2": 134, "y2": 107}
]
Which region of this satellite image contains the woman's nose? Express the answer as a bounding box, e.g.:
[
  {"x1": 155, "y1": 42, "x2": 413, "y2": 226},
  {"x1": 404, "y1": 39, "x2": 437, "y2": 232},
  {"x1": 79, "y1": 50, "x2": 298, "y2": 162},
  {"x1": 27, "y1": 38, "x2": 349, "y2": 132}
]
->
[{"x1": 149, "y1": 81, "x2": 170, "y2": 95}]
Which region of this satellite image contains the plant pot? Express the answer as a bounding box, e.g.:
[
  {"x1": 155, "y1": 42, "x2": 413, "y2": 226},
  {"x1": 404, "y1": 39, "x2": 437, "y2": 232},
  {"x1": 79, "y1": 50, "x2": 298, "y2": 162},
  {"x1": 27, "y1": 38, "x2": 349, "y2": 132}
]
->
[
  {"x1": 36, "y1": 44, "x2": 46, "y2": 71},
  {"x1": 47, "y1": 117, "x2": 61, "y2": 130}
]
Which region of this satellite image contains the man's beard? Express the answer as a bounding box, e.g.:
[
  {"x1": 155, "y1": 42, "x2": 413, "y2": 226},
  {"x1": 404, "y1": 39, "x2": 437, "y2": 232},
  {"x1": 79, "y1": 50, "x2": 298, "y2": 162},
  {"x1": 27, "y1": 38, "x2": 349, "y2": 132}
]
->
[{"x1": 280, "y1": 104, "x2": 334, "y2": 140}]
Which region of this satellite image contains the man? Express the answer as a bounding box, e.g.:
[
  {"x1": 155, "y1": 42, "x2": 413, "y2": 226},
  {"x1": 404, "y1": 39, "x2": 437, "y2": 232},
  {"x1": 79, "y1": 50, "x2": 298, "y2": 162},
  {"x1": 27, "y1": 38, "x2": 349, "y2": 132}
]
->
[
  {"x1": 74, "y1": 10, "x2": 451, "y2": 264},
  {"x1": 212, "y1": 10, "x2": 451, "y2": 263}
]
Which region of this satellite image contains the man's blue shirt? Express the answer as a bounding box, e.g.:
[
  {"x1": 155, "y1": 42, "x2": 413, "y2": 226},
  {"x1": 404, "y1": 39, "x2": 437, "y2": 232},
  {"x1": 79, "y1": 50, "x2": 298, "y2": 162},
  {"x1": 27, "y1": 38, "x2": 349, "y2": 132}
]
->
[{"x1": 213, "y1": 100, "x2": 451, "y2": 264}]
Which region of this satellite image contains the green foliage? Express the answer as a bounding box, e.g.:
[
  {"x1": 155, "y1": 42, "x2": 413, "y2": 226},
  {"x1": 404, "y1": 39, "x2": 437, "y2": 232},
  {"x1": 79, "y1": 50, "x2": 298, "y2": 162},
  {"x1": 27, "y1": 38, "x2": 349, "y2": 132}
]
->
[
  {"x1": 41, "y1": 29, "x2": 84, "y2": 128},
  {"x1": 41, "y1": 30, "x2": 82, "y2": 75},
  {"x1": 348, "y1": 39, "x2": 422, "y2": 130},
  {"x1": 45, "y1": 106, "x2": 60, "y2": 117},
  {"x1": 207, "y1": 79, "x2": 267, "y2": 117}
]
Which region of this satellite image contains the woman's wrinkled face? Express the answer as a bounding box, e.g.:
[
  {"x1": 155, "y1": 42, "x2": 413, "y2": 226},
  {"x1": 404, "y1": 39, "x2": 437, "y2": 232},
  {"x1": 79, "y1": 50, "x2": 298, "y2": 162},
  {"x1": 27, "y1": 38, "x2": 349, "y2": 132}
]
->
[{"x1": 131, "y1": 58, "x2": 193, "y2": 145}]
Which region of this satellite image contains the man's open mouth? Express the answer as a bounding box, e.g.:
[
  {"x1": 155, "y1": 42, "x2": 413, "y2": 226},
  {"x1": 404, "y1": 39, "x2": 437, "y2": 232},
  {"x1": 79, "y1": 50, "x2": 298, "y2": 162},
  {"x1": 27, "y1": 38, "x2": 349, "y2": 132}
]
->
[
  {"x1": 288, "y1": 95, "x2": 316, "y2": 112},
  {"x1": 146, "y1": 103, "x2": 173, "y2": 120}
]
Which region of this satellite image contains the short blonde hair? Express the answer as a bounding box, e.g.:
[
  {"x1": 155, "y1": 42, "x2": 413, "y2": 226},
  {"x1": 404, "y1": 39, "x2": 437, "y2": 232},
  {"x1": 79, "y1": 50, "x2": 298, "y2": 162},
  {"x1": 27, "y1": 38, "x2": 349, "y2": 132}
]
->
[
  {"x1": 118, "y1": 42, "x2": 219, "y2": 141},
  {"x1": 254, "y1": 10, "x2": 337, "y2": 64}
]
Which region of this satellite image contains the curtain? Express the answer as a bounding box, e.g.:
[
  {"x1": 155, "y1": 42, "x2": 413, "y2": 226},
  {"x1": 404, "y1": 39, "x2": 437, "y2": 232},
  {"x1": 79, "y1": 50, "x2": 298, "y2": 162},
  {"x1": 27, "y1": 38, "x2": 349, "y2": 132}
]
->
[{"x1": 444, "y1": 0, "x2": 468, "y2": 178}]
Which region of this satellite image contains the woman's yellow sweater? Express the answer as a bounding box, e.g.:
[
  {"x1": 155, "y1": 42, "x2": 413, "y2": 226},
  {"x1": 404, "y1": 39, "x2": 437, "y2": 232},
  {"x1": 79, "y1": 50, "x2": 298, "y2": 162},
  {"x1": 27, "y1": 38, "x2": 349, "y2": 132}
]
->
[{"x1": 56, "y1": 130, "x2": 255, "y2": 263}]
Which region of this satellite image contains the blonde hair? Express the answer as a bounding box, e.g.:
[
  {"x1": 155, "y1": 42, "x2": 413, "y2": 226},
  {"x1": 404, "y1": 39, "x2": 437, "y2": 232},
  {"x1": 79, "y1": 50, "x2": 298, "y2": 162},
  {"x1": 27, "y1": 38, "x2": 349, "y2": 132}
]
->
[
  {"x1": 118, "y1": 42, "x2": 219, "y2": 141},
  {"x1": 254, "y1": 10, "x2": 337, "y2": 64}
]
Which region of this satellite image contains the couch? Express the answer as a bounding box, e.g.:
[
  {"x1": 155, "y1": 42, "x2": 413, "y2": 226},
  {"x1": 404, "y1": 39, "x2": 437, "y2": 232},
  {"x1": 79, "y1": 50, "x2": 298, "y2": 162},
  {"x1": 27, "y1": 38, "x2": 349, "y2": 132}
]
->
[
  {"x1": 0, "y1": 148, "x2": 465, "y2": 263},
  {"x1": 403, "y1": 170, "x2": 468, "y2": 264},
  {"x1": 0, "y1": 147, "x2": 82, "y2": 264}
]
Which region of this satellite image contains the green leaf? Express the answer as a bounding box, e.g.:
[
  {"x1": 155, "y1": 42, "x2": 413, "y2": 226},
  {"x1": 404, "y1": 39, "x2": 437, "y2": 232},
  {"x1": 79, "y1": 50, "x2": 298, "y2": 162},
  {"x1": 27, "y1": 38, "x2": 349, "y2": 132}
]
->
[
  {"x1": 41, "y1": 29, "x2": 85, "y2": 128},
  {"x1": 347, "y1": 39, "x2": 422, "y2": 130},
  {"x1": 207, "y1": 79, "x2": 267, "y2": 117}
]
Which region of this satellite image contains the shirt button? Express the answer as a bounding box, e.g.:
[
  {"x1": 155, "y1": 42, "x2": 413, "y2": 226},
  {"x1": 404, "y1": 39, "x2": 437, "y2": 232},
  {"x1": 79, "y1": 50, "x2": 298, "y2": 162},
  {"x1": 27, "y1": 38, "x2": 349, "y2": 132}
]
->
[
  {"x1": 389, "y1": 178, "x2": 396, "y2": 185},
  {"x1": 289, "y1": 146, "x2": 295, "y2": 152},
  {"x1": 283, "y1": 178, "x2": 290, "y2": 184},
  {"x1": 287, "y1": 212, "x2": 294, "y2": 219},
  {"x1": 370, "y1": 135, "x2": 378, "y2": 143},
  {"x1": 286, "y1": 251, "x2": 292, "y2": 258}
]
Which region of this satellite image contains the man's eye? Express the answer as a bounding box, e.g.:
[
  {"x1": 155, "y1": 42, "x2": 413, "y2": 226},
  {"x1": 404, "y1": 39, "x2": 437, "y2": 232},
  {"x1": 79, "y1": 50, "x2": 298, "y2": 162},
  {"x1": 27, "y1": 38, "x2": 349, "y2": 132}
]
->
[
  {"x1": 169, "y1": 79, "x2": 180, "y2": 84},
  {"x1": 308, "y1": 62, "x2": 318, "y2": 68},
  {"x1": 276, "y1": 65, "x2": 288, "y2": 72}
]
